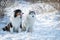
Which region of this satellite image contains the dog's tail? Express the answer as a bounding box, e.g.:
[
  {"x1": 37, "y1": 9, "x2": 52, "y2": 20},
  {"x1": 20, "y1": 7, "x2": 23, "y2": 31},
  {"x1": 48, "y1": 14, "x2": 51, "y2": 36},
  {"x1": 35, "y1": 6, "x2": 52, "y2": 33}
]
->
[{"x1": 2, "y1": 23, "x2": 12, "y2": 31}]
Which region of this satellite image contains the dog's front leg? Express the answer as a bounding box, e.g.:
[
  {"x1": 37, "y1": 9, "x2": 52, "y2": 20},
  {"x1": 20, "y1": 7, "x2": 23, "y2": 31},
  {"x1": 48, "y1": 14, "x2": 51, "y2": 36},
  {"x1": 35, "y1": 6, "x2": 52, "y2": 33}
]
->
[
  {"x1": 25, "y1": 26, "x2": 30, "y2": 33},
  {"x1": 28, "y1": 26, "x2": 33, "y2": 33},
  {"x1": 18, "y1": 27, "x2": 21, "y2": 33},
  {"x1": 10, "y1": 27, "x2": 13, "y2": 33}
]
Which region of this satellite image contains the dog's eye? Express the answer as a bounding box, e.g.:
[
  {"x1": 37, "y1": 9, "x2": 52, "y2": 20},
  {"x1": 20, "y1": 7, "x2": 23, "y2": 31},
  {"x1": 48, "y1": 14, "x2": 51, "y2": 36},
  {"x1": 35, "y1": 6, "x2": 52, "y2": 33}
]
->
[
  {"x1": 33, "y1": 13, "x2": 35, "y2": 14},
  {"x1": 29, "y1": 12, "x2": 31, "y2": 14}
]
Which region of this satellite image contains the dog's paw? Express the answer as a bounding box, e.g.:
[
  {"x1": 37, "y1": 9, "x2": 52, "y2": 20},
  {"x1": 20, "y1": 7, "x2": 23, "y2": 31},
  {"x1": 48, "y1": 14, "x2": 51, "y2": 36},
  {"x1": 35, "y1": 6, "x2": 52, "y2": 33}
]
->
[
  {"x1": 10, "y1": 27, "x2": 13, "y2": 33},
  {"x1": 21, "y1": 26, "x2": 26, "y2": 31}
]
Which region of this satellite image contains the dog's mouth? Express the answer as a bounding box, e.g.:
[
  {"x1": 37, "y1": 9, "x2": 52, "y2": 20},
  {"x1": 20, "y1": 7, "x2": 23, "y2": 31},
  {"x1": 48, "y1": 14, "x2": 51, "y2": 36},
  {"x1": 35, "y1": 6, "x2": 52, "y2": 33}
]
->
[{"x1": 20, "y1": 13, "x2": 24, "y2": 18}]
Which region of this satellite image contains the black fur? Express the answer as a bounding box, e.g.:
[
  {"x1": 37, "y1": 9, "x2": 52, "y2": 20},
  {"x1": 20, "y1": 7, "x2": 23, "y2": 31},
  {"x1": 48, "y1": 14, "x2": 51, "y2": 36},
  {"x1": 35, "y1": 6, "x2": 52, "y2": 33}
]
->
[
  {"x1": 29, "y1": 11, "x2": 35, "y2": 15},
  {"x1": 2, "y1": 23, "x2": 13, "y2": 31},
  {"x1": 14, "y1": 9, "x2": 22, "y2": 17},
  {"x1": 20, "y1": 24, "x2": 22, "y2": 29}
]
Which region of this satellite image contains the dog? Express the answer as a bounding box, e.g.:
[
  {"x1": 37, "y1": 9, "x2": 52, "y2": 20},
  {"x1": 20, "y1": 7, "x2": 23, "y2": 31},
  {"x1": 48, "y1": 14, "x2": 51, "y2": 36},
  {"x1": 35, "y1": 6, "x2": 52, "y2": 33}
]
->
[
  {"x1": 3, "y1": 9, "x2": 23, "y2": 33},
  {"x1": 22, "y1": 11, "x2": 36, "y2": 32}
]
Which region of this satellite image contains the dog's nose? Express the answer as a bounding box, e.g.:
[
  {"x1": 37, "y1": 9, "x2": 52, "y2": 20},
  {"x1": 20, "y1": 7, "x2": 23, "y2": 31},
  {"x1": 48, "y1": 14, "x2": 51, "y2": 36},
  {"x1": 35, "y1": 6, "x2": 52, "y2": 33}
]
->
[{"x1": 32, "y1": 16, "x2": 34, "y2": 17}]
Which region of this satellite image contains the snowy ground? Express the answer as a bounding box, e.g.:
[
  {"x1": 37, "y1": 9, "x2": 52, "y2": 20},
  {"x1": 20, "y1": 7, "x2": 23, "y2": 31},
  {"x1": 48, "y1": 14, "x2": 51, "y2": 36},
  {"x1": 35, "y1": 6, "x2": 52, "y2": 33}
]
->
[{"x1": 0, "y1": 1, "x2": 60, "y2": 40}]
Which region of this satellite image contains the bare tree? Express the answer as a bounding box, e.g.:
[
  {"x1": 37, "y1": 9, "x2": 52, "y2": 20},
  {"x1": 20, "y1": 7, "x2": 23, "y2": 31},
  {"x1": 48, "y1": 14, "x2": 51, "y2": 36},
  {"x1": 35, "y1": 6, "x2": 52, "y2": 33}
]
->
[{"x1": 0, "y1": 0, "x2": 15, "y2": 18}]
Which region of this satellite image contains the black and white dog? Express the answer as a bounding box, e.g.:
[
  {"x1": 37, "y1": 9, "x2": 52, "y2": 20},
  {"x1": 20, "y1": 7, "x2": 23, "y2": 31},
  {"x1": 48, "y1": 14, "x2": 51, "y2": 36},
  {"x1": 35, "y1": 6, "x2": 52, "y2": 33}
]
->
[
  {"x1": 3, "y1": 9, "x2": 23, "y2": 33},
  {"x1": 23, "y1": 11, "x2": 36, "y2": 32}
]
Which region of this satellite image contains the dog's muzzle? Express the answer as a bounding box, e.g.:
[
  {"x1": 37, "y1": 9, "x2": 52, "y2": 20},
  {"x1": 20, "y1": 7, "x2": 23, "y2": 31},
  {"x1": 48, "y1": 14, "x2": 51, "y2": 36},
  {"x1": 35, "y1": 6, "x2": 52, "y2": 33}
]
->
[{"x1": 32, "y1": 16, "x2": 34, "y2": 17}]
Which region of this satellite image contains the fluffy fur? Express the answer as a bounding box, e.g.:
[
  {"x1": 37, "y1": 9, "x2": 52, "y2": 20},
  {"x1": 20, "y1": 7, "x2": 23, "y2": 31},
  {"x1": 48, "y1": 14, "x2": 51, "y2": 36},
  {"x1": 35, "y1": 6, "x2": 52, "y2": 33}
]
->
[
  {"x1": 10, "y1": 15, "x2": 22, "y2": 33},
  {"x1": 3, "y1": 9, "x2": 22, "y2": 33},
  {"x1": 23, "y1": 11, "x2": 36, "y2": 32}
]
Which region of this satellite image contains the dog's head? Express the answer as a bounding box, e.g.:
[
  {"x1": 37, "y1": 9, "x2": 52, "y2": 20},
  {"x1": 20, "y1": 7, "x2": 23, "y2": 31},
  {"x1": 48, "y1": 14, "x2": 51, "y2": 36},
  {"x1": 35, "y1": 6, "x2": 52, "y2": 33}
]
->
[
  {"x1": 29, "y1": 11, "x2": 36, "y2": 18},
  {"x1": 14, "y1": 9, "x2": 24, "y2": 18}
]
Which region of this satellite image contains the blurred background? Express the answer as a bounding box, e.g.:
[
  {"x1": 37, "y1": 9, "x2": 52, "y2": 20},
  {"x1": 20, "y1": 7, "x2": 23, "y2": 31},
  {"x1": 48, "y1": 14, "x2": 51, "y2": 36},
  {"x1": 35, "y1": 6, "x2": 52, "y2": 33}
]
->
[{"x1": 0, "y1": 0, "x2": 60, "y2": 18}]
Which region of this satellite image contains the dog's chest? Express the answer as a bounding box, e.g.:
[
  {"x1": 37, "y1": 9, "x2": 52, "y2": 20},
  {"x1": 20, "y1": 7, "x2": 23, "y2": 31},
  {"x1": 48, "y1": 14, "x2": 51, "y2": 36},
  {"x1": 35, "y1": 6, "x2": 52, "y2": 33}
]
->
[
  {"x1": 10, "y1": 17, "x2": 21, "y2": 28},
  {"x1": 25, "y1": 16, "x2": 35, "y2": 26}
]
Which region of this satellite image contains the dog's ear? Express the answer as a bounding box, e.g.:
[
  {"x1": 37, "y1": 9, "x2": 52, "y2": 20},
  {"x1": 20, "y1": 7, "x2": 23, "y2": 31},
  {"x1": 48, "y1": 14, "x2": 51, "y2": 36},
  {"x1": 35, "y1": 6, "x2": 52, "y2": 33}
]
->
[
  {"x1": 22, "y1": 13, "x2": 24, "y2": 14},
  {"x1": 14, "y1": 10, "x2": 17, "y2": 17},
  {"x1": 29, "y1": 11, "x2": 35, "y2": 14},
  {"x1": 14, "y1": 13, "x2": 17, "y2": 17}
]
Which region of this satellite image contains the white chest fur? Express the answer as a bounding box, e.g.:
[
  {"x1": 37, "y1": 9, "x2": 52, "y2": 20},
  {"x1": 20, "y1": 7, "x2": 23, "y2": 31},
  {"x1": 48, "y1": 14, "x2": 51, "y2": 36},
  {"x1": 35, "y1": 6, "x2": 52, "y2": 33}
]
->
[
  {"x1": 25, "y1": 15, "x2": 35, "y2": 26},
  {"x1": 10, "y1": 16, "x2": 22, "y2": 27},
  {"x1": 10, "y1": 16, "x2": 22, "y2": 32},
  {"x1": 23, "y1": 15, "x2": 36, "y2": 32}
]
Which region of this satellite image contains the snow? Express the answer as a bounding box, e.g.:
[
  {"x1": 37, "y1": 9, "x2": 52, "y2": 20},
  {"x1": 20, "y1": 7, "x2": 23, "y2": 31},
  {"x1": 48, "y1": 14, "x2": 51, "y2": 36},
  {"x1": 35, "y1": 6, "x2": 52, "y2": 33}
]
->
[{"x1": 0, "y1": 1, "x2": 60, "y2": 40}]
